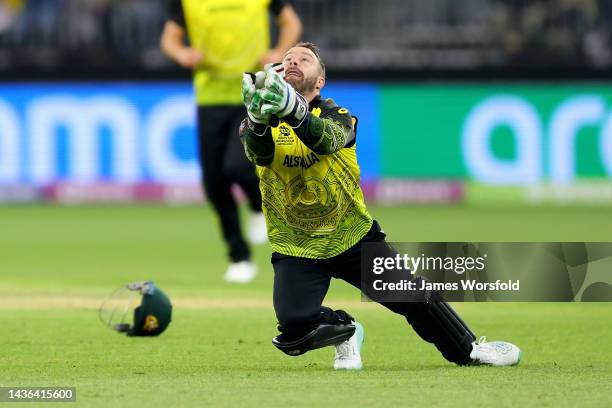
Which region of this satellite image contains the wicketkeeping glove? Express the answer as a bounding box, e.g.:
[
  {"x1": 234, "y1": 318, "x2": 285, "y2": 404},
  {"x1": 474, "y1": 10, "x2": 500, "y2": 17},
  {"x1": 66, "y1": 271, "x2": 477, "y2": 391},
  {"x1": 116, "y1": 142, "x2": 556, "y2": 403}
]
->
[
  {"x1": 263, "y1": 63, "x2": 284, "y2": 127},
  {"x1": 242, "y1": 71, "x2": 269, "y2": 125},
  {"x1": 260, "y1": 68, "x2": 309, "y2": 128}
]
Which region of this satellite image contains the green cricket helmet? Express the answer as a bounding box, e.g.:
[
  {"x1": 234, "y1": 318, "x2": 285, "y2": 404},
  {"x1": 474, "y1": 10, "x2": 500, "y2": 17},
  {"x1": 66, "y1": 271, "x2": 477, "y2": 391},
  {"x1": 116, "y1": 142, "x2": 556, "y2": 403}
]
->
[{"x1": 99, "y1": 281, "x2": 172, "y2": 337}]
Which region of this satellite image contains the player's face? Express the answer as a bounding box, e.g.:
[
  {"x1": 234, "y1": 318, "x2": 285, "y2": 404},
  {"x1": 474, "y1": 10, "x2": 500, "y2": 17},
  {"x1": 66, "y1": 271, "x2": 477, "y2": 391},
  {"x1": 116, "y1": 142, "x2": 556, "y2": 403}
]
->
[{"x1": 282, "y1": 47, "x2": 324, "y2": 95}]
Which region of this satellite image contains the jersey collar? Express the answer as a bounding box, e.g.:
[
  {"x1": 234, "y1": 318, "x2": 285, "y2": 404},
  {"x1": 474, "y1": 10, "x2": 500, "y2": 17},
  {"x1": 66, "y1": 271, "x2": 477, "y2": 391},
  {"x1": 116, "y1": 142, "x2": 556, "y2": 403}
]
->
[{"x1": 309, "y1": 95, "x2": 322, "y2": 110}]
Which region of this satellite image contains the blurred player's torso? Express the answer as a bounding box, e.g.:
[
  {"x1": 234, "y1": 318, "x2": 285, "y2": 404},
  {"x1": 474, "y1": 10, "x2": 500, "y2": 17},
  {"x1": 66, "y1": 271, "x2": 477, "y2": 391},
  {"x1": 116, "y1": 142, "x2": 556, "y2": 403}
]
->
[
  {"x1": 257, "y1": 97, "x2": 373, "y2": 259},
  {"x1": 182, "y1": 0, "x2": 271, "y2": 105}
]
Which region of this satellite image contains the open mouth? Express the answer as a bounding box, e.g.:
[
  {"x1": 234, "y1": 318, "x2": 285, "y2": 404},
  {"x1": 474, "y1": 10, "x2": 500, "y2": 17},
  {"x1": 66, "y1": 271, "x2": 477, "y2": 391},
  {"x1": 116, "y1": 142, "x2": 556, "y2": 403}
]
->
[{"x1": 285, "y1": 69, "x2": 302, "y2": 78}]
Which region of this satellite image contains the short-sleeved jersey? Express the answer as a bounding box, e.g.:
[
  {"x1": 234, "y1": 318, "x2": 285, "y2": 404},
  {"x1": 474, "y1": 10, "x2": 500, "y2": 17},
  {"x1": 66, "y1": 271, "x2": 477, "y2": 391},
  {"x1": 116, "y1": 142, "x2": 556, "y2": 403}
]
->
[
  {"x1": 256, "y1": 97, "x2": 373, "y2": 259},
  {"x1": 169, "y1": 0, "x2": 285, "y2": 106}
]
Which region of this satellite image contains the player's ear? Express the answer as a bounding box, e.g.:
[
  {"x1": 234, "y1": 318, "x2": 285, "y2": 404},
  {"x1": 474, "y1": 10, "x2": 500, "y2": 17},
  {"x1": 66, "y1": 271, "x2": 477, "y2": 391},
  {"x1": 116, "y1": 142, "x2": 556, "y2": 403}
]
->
[{"x1": 316, "y1": 76, "x2": 325, "y2": 90}]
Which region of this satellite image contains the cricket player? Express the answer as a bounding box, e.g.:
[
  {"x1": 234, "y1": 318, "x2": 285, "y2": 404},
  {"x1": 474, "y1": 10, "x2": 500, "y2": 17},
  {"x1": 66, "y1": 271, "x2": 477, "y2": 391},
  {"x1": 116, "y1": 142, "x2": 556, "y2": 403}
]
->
[
  {"x1": 239, "y1": 42, "x2": 521, "y2": 369},
  {"x1": 160, "y1": 0, "x2": 302, "y2": 283}
]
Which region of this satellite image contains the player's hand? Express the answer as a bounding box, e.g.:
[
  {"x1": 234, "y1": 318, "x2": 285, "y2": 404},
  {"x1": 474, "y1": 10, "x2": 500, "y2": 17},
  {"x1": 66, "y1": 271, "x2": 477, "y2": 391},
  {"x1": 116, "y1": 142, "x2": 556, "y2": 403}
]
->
[
  {"x1": 260, "y1": 68, "x2": 308, "y2": 127},
  {"x1": 175, "y1": 47, "x2": 203, "y2": 69},
  {"x1": 260, "y1": 69, "x2": 293, "y2": 116},
  {"x1": 242, "y1": 72, "x2": 270, "y2": 125},
  {"x1": 260, "y1": 48, "x2": 284, "y2": 66},
  {"x1": 242, "y1": 71, "x2": 266, "y2": 105}
]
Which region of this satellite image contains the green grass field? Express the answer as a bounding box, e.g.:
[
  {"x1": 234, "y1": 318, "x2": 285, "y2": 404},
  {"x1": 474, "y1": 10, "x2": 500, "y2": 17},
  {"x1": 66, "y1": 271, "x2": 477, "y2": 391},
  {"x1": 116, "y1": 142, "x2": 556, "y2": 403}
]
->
[{"x1": 1, "y1": 204, "x2": 612, "y2": 407}]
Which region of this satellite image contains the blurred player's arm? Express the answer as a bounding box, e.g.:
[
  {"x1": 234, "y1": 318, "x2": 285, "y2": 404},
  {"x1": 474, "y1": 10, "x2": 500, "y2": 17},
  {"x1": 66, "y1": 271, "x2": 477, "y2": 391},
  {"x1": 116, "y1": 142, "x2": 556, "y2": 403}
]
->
[
  {"x1": 261, "y1": 1, "x2": 303, "y2": 65},
  {"x1": 160, "y1": 0, "x2": 202, "y2": 69}
]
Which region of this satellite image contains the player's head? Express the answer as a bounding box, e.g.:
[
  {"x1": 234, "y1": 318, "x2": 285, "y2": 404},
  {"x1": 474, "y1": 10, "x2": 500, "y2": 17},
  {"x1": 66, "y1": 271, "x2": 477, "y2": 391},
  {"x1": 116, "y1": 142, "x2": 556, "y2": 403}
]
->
[{"x1": 282, "y1": 42, "x2": 325, "y2": 96}]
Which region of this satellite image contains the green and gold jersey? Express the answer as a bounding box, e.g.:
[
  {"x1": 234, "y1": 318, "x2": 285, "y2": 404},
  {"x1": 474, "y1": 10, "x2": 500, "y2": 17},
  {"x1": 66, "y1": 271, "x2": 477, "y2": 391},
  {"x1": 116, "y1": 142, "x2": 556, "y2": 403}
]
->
[
  {"x1": 250, "y1": 97, "x2": 373, "y2": 259},
  {"x1": 169, "y1": 0, "x2": 285, "y2": 105}
]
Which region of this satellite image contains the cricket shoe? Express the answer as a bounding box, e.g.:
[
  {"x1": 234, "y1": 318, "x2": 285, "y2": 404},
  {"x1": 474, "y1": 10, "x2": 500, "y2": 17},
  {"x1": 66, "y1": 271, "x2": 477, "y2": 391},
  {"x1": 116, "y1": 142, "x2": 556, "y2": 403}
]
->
[
  {"x1": 470, "y1": 336, "x2": 521, "y2": 366},
  {"x1": 224, "y1": 261, "x2": 257, "y2": 283},
  {"x1": 334, "y1": 321, "x2": 364, "y2": 370},
  {"x1": 248, "y1": 212, "x2": 268, "y2": 245}
]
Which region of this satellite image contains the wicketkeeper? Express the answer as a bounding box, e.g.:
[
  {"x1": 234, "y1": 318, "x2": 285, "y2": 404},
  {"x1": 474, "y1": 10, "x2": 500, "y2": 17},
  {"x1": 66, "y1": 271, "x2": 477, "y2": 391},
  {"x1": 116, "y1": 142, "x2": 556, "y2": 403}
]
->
[{"x1": 239, "y1": 42, "x2": 521, "y2": 369}]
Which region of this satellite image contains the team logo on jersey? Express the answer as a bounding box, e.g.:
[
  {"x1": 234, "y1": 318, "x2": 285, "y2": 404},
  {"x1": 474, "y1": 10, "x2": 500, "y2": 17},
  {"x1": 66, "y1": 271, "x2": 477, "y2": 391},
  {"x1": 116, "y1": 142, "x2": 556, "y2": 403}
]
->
[
  {"x1": 276, "y1": 125, "x2": 294, "y2": 145},
  {"x1": 279, "y1": 126, "x2": 291, "y2": 136}
]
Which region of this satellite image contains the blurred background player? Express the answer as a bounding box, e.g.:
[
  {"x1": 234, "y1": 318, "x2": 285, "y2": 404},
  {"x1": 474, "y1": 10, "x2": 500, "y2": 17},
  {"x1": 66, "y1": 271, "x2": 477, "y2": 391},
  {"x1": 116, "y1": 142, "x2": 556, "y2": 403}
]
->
[
  {"x1": 239, "y1": 43, "x2": 521, "y2": 369},
  {"x1": 160, "y1": 0, "x2": 302, "y2": 283}
]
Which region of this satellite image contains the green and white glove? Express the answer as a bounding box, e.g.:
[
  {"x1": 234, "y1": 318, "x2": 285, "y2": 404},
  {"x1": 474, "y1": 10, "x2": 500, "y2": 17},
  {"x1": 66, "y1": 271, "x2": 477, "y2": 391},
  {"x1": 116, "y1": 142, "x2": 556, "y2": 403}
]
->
[
  {"x1": 260, "y1": 69, "x2": 309, "y2": 128},
  {"x1": 262, "y1": 63, "x2": 284, "y2": 127},
  {"x1": 242, "y1": 71, "x2": 269, "y2": 126}
]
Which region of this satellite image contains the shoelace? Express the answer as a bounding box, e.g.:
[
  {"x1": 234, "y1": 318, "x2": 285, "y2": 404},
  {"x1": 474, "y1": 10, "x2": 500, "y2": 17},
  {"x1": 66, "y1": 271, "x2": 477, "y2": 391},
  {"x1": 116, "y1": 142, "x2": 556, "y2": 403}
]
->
[{"x1": 336, "y1": 340, "x2": 352, "y2": 359}]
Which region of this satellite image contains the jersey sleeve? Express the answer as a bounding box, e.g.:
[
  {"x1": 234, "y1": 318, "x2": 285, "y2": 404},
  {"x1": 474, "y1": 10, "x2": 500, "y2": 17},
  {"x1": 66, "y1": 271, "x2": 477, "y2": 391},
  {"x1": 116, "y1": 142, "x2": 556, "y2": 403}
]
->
[
  {"x1": 292, "y1": 99, "x2": 355, "y2": 155},
  {"x1": 239, "y1": 118, "x2": 275, "y2": 166},
  {"x1": 168, "y1": 0, "x2": 186, "y2": 28}
]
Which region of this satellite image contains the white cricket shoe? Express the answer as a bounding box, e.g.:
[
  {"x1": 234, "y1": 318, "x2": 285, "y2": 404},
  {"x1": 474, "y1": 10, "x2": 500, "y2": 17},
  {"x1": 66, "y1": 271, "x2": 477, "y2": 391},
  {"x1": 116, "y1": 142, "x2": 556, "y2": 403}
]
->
[
  {"x1": 224, "y1": 261, "x2": 257, "y2": 283},
  {"x1": 247, "y1": 212, "x2": 268, "y2": 245},
  {"x1": 334, "y1": 321, "x2": 364, "y2": 370},
  {"x1": 470, "y1": 336, "x2": 522, "y2": 366}
]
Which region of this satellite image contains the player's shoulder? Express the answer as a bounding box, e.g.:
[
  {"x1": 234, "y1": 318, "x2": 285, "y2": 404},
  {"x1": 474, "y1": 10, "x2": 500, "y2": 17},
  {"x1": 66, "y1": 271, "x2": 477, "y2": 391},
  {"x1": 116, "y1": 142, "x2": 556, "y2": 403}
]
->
[
  {"x1": 315, "y1": 97, "x2": 353, "y2": 117},
  {"x1": 319, "y1": 97, "x2": 343, "y2": 110}
]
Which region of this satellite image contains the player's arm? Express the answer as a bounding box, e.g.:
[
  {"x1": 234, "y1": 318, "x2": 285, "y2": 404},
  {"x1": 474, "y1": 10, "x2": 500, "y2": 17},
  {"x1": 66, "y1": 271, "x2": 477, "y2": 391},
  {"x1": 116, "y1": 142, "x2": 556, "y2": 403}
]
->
[
  {"x1": 261, "y1": 2, "x2": 303, "y2": 65},
  {"x1": 292, "y1": 103, "x2": 355, "y2": 155},
  {"x1": 239, "y1": 119, "x2": 275, "y2": 166},
  {"x1": 160, "y1": 0, "x2": 202, "y2": 69}
]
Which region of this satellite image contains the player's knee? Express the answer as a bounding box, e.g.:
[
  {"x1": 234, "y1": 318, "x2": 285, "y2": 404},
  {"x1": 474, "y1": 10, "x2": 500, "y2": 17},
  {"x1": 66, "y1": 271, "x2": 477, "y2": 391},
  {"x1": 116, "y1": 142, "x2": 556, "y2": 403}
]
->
[
  {"x1": 276, "y1": 307, "x2": 354, "y2": 335},
  {"x1": 276, "y1": 311, "x2": 319, "y2": 340}
]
